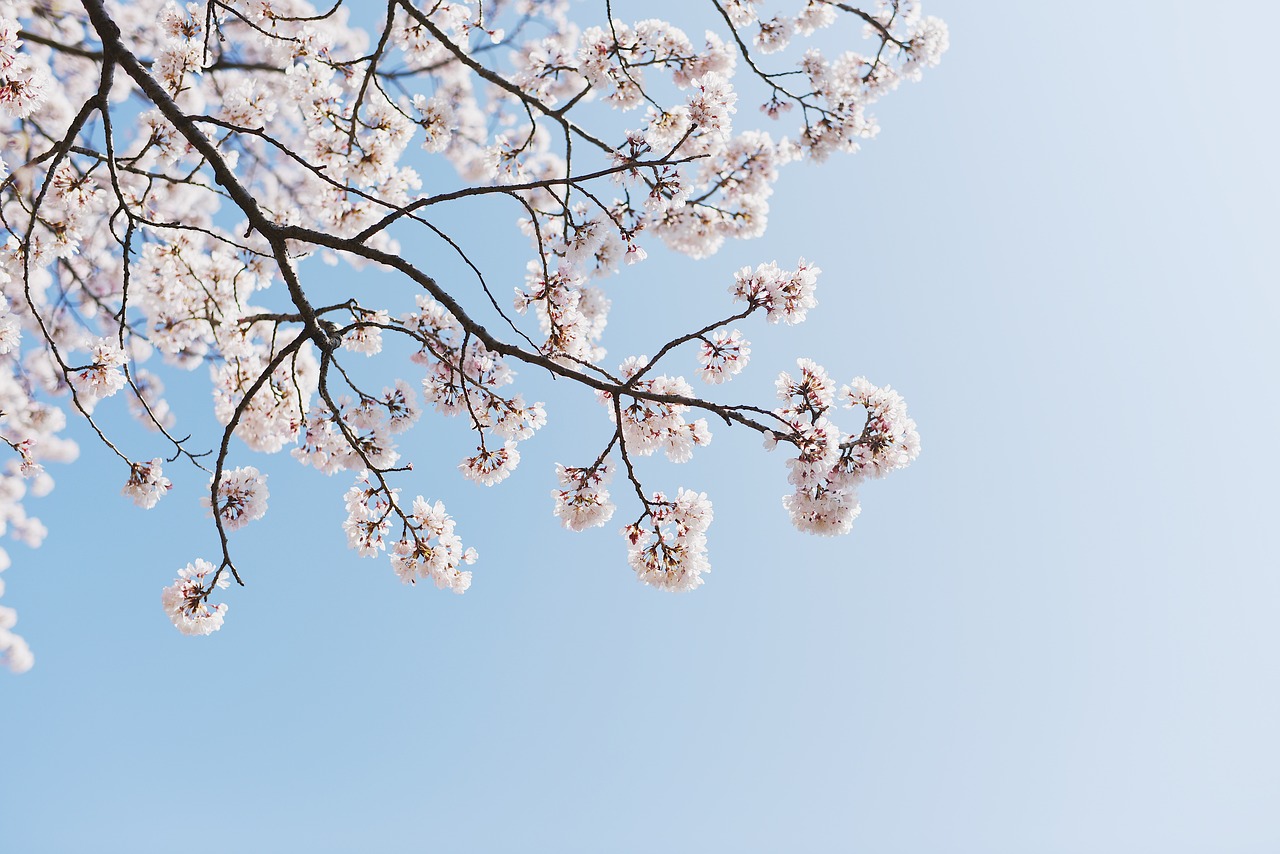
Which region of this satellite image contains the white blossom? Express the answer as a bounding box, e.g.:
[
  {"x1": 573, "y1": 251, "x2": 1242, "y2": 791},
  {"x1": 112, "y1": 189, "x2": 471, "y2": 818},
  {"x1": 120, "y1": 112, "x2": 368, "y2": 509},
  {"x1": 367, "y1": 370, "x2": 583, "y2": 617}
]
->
[
  {"x1": 553, "y1": 463, "x2": 616, "y2": 531},
  {"x1": 622, "y1": 488, "x2": 714, "y2": 592},
  {"x1": 698, "y1": 328, "x2": 751, "y2": 384},
  {"x1": 161, "y1": 559, "x2": 229, "y2": 636},
  {"x1": 205, "y1": 466, "x2": 269, "y2": 531},
  {"x1": 460, "y1": 441, "x2": 521, "y2": 486},
  {"x1": 388, "y1": 497, "x2": 477, "y2": 593},
  {"x1": 122, "y1": 459, "x2": 171, "y2": 509},
  {"x1": 69, "y1": 338, "x2": 128, "y2": 409}
]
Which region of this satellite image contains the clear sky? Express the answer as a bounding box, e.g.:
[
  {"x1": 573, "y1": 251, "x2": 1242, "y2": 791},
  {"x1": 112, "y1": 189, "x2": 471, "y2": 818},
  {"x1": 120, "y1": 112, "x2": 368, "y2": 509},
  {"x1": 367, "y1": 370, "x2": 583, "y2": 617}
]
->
[{"x1": 3, "y1": 1, "x2": 1279, "y2": 851}]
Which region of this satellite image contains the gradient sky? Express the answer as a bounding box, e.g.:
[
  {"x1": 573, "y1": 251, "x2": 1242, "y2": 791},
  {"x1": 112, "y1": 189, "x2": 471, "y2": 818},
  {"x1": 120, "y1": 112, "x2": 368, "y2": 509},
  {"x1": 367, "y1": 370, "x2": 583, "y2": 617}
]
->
[{"x1": 3, "y1": 1, "x2": 1279, "y2": 851}]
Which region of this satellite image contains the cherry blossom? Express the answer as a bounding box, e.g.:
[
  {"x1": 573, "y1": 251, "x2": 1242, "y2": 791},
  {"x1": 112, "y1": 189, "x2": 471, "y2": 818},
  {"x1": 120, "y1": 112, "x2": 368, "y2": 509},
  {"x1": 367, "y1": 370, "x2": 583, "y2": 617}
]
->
[
  {"x1": 698, "y1": 329, "x2": 751, "y2": 384},
  {"x1": 205, "y1": 467, "x2": 269, "y2": 532},
  {"x1": 0, "y1": 603, "x2": 33, "y2": 673},
  {"x1": 460, "y1": 441, "x2": 521, "y2": 487},
  {"x1": 0, "y1": 0, "x2": 944, "y2": 662},
  {"x1": 622, "y1": 489, "x2": 715, "y2": 592},
  {"x1": 389, "y1": 497, "x2": 477, "y2": 592},
  {"x1": 122, "y1": 459, "x2": 171, "y2": 510},
  {"x1": 161, "y1": 559, "x2": 230, "y2": 636},
  {"x1": 69, "y1": 339, "x2": 128, "y2": 411},
  {"x1": 774, "y1": 365, "x2": 920, "y2": 536},
  {"x1": 732, "y1": 259, "x2": 821, "y2": 325},
  {"x1": 343, "y1": 472, "x2": 398, "y2": 558},
  {"x1": 553, "y1": 463, "x2": 616, "y2": 532}
]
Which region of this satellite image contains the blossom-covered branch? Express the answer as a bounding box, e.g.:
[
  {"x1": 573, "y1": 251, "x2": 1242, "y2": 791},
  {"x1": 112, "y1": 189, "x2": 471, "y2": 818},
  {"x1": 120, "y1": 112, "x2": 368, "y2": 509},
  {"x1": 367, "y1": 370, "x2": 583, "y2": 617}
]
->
[{"x1": 0, "y1": 0, "x2": 944, "y2": 668}]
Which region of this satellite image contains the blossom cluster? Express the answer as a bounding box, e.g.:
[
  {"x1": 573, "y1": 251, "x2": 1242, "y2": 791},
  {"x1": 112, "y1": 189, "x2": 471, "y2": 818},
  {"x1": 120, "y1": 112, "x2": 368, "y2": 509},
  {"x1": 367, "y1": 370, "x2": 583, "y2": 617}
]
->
[
  {"x1": 399, "y1": 294, "x2": 547, "y2": 486},
  {"x1": 160, "y1": 559, "x2": 229, "y2": 636},
  {"x1": 732, "y1": 259, "x2": 821, "y2": 324},
  {"x1": 343, "y1": 472, "x2": 398, "y2": 558},
  {"x1": 344, "y1": 471, "x2": 477, "y2": 592},
  {"x1": 69, "y1": 339, "x2": 128, "y2": 412},
  {"x1": 294, "y1": 395, "x2": 405, "y2": 476},
  {"x1": 552, "y1": 463, "x2": 616, "y2": 532},
  {"x1": 602, "y1": 357, "x2": 713, "y2": 464},
  {"x1": 0, "y1": 18, "x2": 50, "y2": 118},
  {"x1": 622, "y1": 489, "x2": 715, "y2": 592},
  {"x1": 774, "y1": 361, "x2": 921, "y2": 536},
  {"x1": 205, "y1": 467, "x2": 269, "y2": 532},
  {"x1": 698, "y1": 329, "x2": 751, "y2": 385},
  {"x1": 122, "y1": 459, "x2": 172, "y2": 510},
  {"x1": 389, "y1": 497, "x2": 478, "y2": 593}
]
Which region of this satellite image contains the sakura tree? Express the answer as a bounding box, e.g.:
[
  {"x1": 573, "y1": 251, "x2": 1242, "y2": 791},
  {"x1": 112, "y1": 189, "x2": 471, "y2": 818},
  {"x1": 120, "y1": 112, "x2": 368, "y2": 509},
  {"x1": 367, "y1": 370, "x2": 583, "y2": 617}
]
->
[{"x1": 0, "y1": 0, "x2": 944, "y2": 671}]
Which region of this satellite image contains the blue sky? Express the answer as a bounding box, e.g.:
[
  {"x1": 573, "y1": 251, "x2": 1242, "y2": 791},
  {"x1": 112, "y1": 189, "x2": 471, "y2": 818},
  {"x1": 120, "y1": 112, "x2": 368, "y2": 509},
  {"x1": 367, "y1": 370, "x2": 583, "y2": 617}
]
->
[{"x1": 3, "y1": 1, "x2": 1279, "y2": 851}]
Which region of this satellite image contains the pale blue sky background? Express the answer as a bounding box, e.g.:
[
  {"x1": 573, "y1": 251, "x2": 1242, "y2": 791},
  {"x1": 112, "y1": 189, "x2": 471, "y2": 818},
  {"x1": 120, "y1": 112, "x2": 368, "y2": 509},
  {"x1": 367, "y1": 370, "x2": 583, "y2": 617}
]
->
[{"x1": 4, "y1": 1, "x2": 1279, "y2": 851}]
